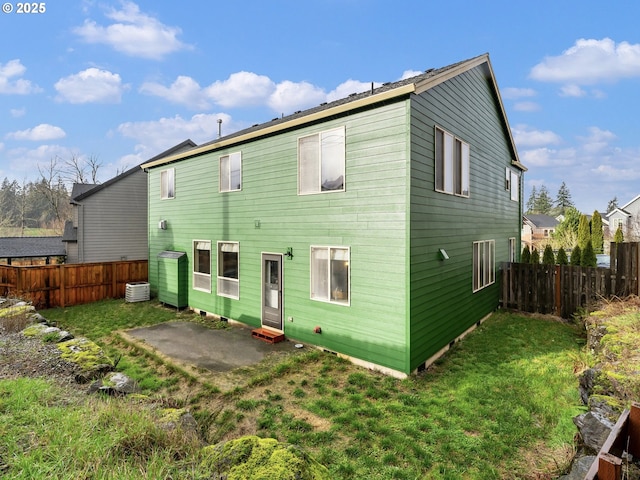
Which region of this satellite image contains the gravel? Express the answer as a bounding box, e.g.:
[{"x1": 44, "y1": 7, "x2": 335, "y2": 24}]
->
[{"x1": 0, "y1": 330, "x2": 83, "y2": 389}]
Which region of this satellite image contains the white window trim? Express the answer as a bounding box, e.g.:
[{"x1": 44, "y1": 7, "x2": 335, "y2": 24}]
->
[
  {"x1": 298, "y1": 126, "x2": 346, "y2": 195},
  {"x1": 217, "y1": 241, "x2": 240, "y2": 300},
  {"x1": 310, "y1": 245, "x2": 350, "y2": 306},
  {"x1": 473, "y1": 240, "x2": 495, "y2": 293},
  {"x1": 435, "y1": 126, "x2": 470, "y2": 198},
  {"x1": 219, "y1": 152, "x2": 242, "y2": 192},
  {"x1": 160, "y1": 168, "x2": 175, "y2": 200},
  {"x1": 193, "y1": 239, "x2": 211, "y2": 293}
]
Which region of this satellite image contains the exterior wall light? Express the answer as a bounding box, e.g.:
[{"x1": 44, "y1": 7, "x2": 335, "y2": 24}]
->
[{"x1": 439, "y1": 248, "x2": 449, "y2": 260}]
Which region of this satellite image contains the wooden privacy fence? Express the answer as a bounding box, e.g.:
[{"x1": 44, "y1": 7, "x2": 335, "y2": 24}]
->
[
  {"x1": 0, "y1": 260, "x2": 148, "y2": 308},
  {"x1": 501, "y1": 242, "x2": 639, "y2": 318}
]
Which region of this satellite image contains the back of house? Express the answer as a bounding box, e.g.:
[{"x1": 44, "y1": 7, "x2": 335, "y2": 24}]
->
[{"x1": 143, "y1": 54, "x2": 524, "y2": 377}]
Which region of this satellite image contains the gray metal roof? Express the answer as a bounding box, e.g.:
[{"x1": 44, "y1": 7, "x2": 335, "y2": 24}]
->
[{"x1": 0, "y1": 237, "x2": 67, "y2": 258}]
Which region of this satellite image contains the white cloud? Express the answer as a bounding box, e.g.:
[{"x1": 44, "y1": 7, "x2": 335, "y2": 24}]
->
[
  {"x1": 578, "y1": 126, "x2": 616, "y2": 154},
  {"x1": 115, "y1": 113, "x2": 236, "y2": 161},
  {"x1": 6, "y1": 124, "x2": 66, "y2": 141},
  {"x1": 0, "y1": 59, "x2": 42, "y2": 95},
  {"x1": 55, "y1": 68, "x2": 128, "y2": 104},
  {"x1": 10, "y1": 108, "x2": 26, "y2": 117},
  {"x1": 400, "y1": 70, "x2": 423, "y2": 80},
  {"x1": 140, "y1": 76, "x2": 210, "y2": 110},
  {"x1": 559, "y1": 84, "x2": 586, "y2": 97},
  {"x1": 502, "y1": 87, "x2": 536, "y2": 99},
  {"x1": 530, "y1": 38, "x2": 640, "y2": 85},
  {"x1": 520, "y1": 147, "x2": 576, "y2": 168},
  {"x1": 5, "y1": 144, "x2": 75, "y2": 178},
  {"x1": 205, "y1": 72, "x2": 276, "y2": 108},
  {"x1": 327, "y1": 79, "x2": 380, "y2": 102},
  {"x1": 512, "y1": 124, "x2": 562, "y2": 148},
  {"x1": 73, "y1": 1, "x2": 191, "y2": 60},
  {"x1": 513, "y1": 101, "x2": 540, "y2": 112},
  {"x1": 268, "y1": 80, "x2": 326, "y2": 114}
]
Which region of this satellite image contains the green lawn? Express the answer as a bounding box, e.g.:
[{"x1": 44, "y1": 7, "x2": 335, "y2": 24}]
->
[{"x1": 0, "y1": 301, "x2": 585, "y2": 479}]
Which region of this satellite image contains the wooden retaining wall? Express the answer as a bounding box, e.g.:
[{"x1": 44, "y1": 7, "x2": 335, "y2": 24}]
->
[{"x1": 0, "y1": 260, "x2": 148, "y2": 308}]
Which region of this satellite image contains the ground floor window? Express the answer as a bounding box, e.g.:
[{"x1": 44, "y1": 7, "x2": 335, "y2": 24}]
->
[
  {"x1": 311, "y1": 246, "x2": 350, "y2": 305},
  {"x1": 217, "y1": 241, "x2": 239, "y2": 299},
  {"x1": 508, "y1": 237, "x2": 517, "y2": 262},
  {"x1": 473, "y1": 240, "x2": 495, "y2": 292},
  {"x1": 193, "y1": 240, "x2": 211, "y2": 292}
]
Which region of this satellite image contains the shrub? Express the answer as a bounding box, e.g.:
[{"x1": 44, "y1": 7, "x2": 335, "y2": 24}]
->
[
  {"x1": 521, "y1": 245, "x2": 531, "y2": 263},
  {"x1": 530, "y1": 248, "x2": 540, "y2": 264},
  {"x1": 570, "y1": 245, "x2": 581, "y2": 266},
  {"x1": 556, "y1": 247, "x2": 568, "y2": 265},
  {"x1": 581, "y1": 241, "x2": 597, "y2": 267},
  {"x1": 542, "y1": 245, "x2": 555, "y2": 265}
]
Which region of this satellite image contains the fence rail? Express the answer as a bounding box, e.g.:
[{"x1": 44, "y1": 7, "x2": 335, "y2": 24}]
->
[
  {"x1": 0, "y1": 260, "x2": 148, "y2": 308},
  {"x1": 501, "y1": 242, "x2": 639, "y2": 318}
]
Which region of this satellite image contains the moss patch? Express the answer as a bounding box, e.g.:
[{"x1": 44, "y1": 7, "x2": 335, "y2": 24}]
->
[
  {"x1": 0, "y1": 305, "x2": 35, "y2": 318},
  {"x1": 200, "y1": 435, "x2": 330, "y2": 480},
  {"x1": 57, "y1": 337, "x2": 112, "y2": 372}
]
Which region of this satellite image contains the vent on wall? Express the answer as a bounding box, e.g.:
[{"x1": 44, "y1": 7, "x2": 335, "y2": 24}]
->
[{"x1": 125, "y1": 282, "x2": 150, "y2": 302}]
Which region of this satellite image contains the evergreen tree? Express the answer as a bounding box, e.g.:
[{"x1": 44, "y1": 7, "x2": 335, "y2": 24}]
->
[
  {"x1": 614, "y1": 226, "x2": 624, "y2": 243},
  {"x1": 525, "y1": 186, "x2": 537, "y2": 214},
  {"x1": 555, "y1": 182, "x2": 574, "y2": 214},
  {"x1": 551, "y1": 206, "x2": 582, "y2": 250},
  {"x1": 591, "y1": 211, "x2": 604, "y2": 254},
  {"x1": 581, "y1": 241, "x2": 597, "y2": 267},
  {"x1": 556, "y1": 247, "x2": 568, "y2": 265},
  {"x1": 577, "y1": 214, "x2": 591, "y2": 250},
  {"x1": 534, "y1": 185, "x2": 553, "y2": 214},
  {"x1": 521, "y1": 245, "x2": 531, "y2": 263},
  {"x1": 570, "y1": 245, "x2": 582, "y2": 265},
  {"x1": 542, "y1": 244, "x2": 555, "y2": 265},
  {"x1": 606, "y1": 197, "x2": 618, "y2": 214},
  {"x1": 530, "y1": 248, "x2": 540, "y2": 264}
]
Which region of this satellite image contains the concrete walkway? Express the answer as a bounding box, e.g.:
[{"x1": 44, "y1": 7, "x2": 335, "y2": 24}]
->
[{"x1": 126, "y1": 321, "x2": 296, "y2": 372}]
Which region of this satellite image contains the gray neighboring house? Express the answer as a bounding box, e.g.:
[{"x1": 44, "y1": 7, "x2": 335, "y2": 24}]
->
[
  {"x1": 607, "y1": 194, "x2": 640, "y2": 240},
  {"x1": 63, "y1": 140, "x2": 196, "y2": 263}
]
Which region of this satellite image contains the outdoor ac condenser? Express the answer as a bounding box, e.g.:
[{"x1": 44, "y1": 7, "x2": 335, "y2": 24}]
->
[{"x1": 125, "y1": 282, "x2": 150, "y2": 302}]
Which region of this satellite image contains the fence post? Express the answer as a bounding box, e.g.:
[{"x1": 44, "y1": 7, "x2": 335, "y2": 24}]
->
[
  {"x1": 60, "y1": 265, "x2": 66, "y2": 308},
  {"x1": 555, "y1": 265, "x2": 561, "y2": 315}
]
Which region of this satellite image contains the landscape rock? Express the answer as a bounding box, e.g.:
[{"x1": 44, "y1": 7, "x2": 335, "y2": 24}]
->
[
  {"x1": 22, "y1": 323, "x2": 73, "y2": 342},
  {"x1": 578, "y1": 368, "x2": 596, "y2": 404},
  {"x1": 89, "y1": 372, "x2": 140, "y2": 395},
  {"x1": 573, "y1": 410, "x2": 615, "y2": 452},
  {"x1": 557, "y1": 455, "x2": 596, "y2": 480},
  {"x1": 57, "y1": 337, "x2": 114, "y2": 382}
]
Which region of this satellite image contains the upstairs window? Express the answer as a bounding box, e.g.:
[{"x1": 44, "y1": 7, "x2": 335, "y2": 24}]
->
[
  {"x1": 299, "y1": 126, "x2": 345, "y2": 194},
  {"x1": 160, "y1": 168, "x2": 175, "y2": 199},
  {"x1": 193, "y1": 240, "x2": 211, "y2": 292},
  {"x1": 435, "y1": 127, "x2": 469, "y2": 197},
  {"x1": 220, "y1": 152, "x2": 242, "y2": 192}
]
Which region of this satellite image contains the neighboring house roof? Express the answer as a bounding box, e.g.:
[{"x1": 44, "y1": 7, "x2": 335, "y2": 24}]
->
[
  {"x1": 141, "y1": 54, "x2": 525, "y2": 173},
  {"x1": 62, "y1": 220, "x2": 77, "y2": 242},
  {"x1": 607, "y1": 194, "x2": 640, "y2": 218},
  {"x1": 0, "y1": 237, "x2": 66, "y2": 258},
  {"x1": 523, "y1": 214, "x2": 559, "y2": 229},
  {"x1": 72, "y1": 139, "x2": 197, "y2": 203}
]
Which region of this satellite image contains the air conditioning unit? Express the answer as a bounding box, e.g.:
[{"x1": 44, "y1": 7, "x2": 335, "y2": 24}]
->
[{"x1": 125, "y1": 282, "x2": 150, "y2": 302}]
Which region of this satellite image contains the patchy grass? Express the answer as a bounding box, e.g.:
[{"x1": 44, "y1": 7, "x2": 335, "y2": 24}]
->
[
  {"x1": 584, "y1": 296, "x2": 640, "y2": 402},
  {"x1": 6, "y1": 301, "x2": 586, "y2": 479}
]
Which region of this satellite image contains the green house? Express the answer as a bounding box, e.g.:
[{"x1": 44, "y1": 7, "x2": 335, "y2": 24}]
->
[{"x1": 142, "y1": 54, "x2": 525, "y2": 377}]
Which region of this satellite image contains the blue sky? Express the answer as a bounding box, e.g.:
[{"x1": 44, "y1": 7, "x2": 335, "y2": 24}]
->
[{"x1": 1, "y1": 0, "x2": 639, "y2": 214}]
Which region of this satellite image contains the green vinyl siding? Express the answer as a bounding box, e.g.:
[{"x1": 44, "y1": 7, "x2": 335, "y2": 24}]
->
[
  {"x1": 148, "y1": 101, "x2": 412, "y2": 372},
  {"x1": 408, "y1": 64, "x2": 521, "y2": 370}
]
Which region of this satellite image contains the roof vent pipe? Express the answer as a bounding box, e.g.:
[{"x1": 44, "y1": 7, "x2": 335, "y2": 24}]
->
[{"x1": 217, "y1": 118, "x2": 222, "y2": 138}]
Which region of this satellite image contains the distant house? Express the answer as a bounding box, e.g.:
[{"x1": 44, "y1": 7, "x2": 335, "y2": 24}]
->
[
  {"x1": 63, "y1": 140, "x2": 196, "y2": 263},
  {"x1": 0, "y1": 236, "x2": 66, "y2": 265},
  {"x1": 141, "y1": 54, "x2": 525, "y2": 377},
  {"x1": 607, "y1": 194, "x2": 640, "y2": 240},
  {"x1": 522, "y1": 214, "x2": 559, "y2": 247}
]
